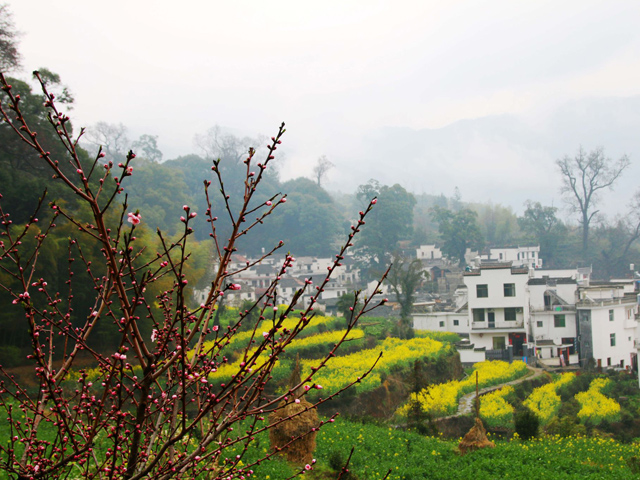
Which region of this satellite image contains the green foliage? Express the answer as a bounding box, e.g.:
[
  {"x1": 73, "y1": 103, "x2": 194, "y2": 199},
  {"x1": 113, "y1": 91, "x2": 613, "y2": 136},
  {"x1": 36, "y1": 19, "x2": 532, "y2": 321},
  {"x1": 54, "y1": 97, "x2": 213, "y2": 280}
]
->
[
  {"x1": 336, "y1": 292, "x2": 363, "y2": 323},
  {"x1": 514, "y1": 407, "x2": 539, "y2": 440},
  {"x1": 355, "y1": 180, "x2": 416, "y2": 277},
  {"x1": 430, "y1": 206, "x2": 483, "y2": 266},
  {"x1": 519, "y1": 201, "x2": 569, "y2": 268},
  {"x1": 270, "y1": 178, "x2": 342, "y2": 256},
  {"x1": 387, "y1": 254, "x2": 428, "y2": 330},
  {"x1": 473, "y1": 203, "x2": 519, "y2": 247},
  {"x1": 544, "y1": 415, "x2": 587, "y2": 438}
]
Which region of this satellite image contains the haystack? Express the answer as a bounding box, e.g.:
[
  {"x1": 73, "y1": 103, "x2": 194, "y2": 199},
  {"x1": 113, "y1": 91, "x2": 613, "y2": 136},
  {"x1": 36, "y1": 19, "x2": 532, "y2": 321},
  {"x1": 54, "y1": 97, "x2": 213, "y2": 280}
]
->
[
  {"x1": 458, "y1": 417, "x2": 495, "y2": 455},
  {"x1": 458, "y1": 371, "x2": 494, "y2": 455},
  {"x1": 268, "y1": 397, "x2": 318, "y2": 464},
  {"x1": 268, "y1": 354, "x2": 318, "y2": 464}
]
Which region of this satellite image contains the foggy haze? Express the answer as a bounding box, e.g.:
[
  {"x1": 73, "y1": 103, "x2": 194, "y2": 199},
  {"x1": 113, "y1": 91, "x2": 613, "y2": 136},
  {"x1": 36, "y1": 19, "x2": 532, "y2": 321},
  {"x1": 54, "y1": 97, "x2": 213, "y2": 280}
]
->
[{"x1": 7, "y1": 0, "x2": 640, "y2": 218}]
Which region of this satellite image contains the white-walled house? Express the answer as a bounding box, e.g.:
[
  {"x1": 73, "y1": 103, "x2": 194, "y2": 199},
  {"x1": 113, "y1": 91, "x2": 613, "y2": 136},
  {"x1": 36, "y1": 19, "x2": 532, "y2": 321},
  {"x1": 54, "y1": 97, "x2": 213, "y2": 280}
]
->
[
  {"x1": 413, "y1": 310, "x2": 470, "y2": 335},
  {"x1": 576, "y1": 283, "x2": 638, "y2": 369},
  {"x1": 480, "y1": 246, "x2": 542, "y2": 269},
  {"x1": 416, "y1": 245, "x2": 443, "y2": 262},
  {"x1": 464, "y1": 263, "x2": 530, "y2": 356},
  {"x1": 413, "y1": 261, "x2": 640, "y2": 369},
  {"x1": 528, "y1": 276, "x2": 579, "y2": 366}
]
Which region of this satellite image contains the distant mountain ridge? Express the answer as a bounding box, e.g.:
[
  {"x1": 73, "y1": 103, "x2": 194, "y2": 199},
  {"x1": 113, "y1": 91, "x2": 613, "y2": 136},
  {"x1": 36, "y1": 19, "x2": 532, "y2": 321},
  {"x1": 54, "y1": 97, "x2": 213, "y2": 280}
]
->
[{"x1": 330, "y1": 95, "x2": 640, "y2": 217}]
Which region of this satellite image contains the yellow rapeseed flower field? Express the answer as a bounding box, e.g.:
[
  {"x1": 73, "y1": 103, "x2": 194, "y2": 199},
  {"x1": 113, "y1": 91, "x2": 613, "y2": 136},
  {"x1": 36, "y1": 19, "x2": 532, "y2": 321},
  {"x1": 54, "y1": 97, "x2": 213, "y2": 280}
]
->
[
  {"x1": 575, "y1": 377, "x2": 620, "y2": 424},
  {"x1": 523, "y1": 372, "x2": 575, "y2": 423},
  {"x1": 397, "y1": 360, "x2": 528, "y2": 418}
]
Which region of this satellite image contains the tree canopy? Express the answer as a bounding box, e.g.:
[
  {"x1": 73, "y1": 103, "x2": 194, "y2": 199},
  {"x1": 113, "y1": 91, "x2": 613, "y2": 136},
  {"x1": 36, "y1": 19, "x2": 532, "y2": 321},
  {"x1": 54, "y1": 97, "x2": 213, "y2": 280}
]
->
[
  {"x1": 355, "y1": 180, "x2": 416, "y2": 277},
  {"x1": 431, "y1": 206, "x2": 483, "y2": 266}
]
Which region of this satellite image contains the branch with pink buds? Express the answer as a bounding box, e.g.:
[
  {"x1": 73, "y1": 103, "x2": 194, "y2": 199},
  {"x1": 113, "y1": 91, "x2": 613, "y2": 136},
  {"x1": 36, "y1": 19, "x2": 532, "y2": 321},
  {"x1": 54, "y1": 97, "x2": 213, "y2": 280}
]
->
[{"x1": 0, "y1": 71, "x2": 389, "y2": 480}]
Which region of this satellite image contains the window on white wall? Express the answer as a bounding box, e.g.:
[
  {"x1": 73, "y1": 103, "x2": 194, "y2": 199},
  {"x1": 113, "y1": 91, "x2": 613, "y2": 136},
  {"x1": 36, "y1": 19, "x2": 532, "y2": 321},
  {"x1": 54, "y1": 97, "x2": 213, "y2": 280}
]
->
[
  {"x1": 477, "y1": 284, "x2": 488, "y2": 298},
  {"x1": 503, "y1": 283, "x2": 516, "y2": 297},
  {"x1": 473, "y1": 309, "x2": 485, "y2": 322},
  {"x1": 554, "y1": 315, "x2": 565, "y2": 328},
  {"x1": 493, "y1": 337, "x2": 506, "y2": 349},
  {"x1": 609, "y1": 309, "x2": 614, "y2": 322},
  {"x1": 610, "y1": 333, "x2": 616, "y2": 347},
  {"x1": 504, "y1": 308, "x2": 517, "y2": 321}
]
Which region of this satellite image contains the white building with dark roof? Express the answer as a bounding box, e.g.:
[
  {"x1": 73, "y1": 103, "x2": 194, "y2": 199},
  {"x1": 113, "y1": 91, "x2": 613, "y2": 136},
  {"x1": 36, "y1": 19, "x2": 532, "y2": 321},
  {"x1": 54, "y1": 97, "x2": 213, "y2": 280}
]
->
[{"x1": 413, "y1": 260, "x2": 640, "y2": 369}]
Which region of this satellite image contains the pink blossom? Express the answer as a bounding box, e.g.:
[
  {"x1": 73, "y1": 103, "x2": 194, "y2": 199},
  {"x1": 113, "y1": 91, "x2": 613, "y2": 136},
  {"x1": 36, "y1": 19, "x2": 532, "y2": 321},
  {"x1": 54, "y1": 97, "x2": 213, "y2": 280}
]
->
[
  {"x1": 315, "y1": 384, "x2": 323, "y2": 390},
  {"x1": 262, "y1": 332, "x2": 269, "y2": 338},
  {"x1": 229, "y1": 283, "x2": 242, "y2": 291},
  {"x1": 265, "y1": 201, "x2": 272, "y2": 206},
  {"x1": 304, "y1": 464, "x2": 311, "y2": 471},
  {"x1": 295, "y1": 399, "x2": 301, "y2": 404},
  {"x1": 213, "y1": 325, "x2": 219, "y2": 332},
  {"x1": 371, "y1": 198, "x2": 377, "y2": 204},
  {"x1": 125, "y1": 166, "x2": 133, "y2": 175},
  {"x1": 151, "y1": 329, "x2": 158, "y2": 342},
  {"x1": 127, "y1": 212, "x2": 141, "y2": 225}
]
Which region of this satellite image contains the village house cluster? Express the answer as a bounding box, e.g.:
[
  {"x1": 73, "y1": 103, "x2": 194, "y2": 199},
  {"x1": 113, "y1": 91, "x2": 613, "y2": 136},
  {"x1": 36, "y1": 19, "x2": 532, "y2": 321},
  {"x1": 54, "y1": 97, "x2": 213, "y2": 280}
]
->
[
  {"x1": 192, "y1": 253, "x2": 385, "y2": 316},
  {"x1": 413, "y1": 245, "x2": 640, "y2": 370},
  {"x1": 193, "y1": 244, "x2": 640, "y2": 371}
]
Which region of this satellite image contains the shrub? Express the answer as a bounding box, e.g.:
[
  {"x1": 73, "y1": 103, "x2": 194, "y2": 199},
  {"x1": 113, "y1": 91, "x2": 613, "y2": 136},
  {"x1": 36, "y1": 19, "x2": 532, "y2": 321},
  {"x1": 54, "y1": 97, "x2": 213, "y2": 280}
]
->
[{"x1": 514, "y1": 407, "x2": 539, "y2": 440}]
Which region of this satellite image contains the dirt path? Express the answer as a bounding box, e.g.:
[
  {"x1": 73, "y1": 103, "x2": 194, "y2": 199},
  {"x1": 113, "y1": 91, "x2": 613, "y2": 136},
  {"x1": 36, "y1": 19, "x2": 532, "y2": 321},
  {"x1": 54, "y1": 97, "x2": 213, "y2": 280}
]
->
[{"x1": 440, "y1": 366, "x2": 547, "y2": 420}]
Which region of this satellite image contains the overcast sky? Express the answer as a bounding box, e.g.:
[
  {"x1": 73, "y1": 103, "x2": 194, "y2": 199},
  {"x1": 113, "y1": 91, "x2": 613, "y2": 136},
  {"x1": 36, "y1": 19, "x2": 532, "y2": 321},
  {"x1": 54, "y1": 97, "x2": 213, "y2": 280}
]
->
[{"x1": 7, "y1": 0, "x2": 640, "y2": 216}]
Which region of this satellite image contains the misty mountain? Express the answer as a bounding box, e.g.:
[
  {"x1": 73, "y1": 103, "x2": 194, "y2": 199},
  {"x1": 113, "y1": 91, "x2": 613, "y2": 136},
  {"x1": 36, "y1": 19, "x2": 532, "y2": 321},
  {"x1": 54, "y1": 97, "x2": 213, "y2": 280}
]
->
[{"x1": 332, "y1": 96, "x2": 640, "y2": 218}]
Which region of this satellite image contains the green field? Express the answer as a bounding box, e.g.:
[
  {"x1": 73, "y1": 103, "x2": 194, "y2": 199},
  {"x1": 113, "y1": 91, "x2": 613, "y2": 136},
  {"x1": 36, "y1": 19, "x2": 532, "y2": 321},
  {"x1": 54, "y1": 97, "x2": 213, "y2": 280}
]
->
[{"x1": 233, "y1": 418, "x2": 640, "y2": 480}]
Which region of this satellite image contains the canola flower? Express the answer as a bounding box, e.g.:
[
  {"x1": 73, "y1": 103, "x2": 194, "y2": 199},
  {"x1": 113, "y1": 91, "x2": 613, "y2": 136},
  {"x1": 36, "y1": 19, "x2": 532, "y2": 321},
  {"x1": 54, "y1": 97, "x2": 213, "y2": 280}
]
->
[
  {"x1": 479, "y1": 385, "x2": 515, "y2": 427},
  {"x1": 397, "y1": 360, "x2": 528, "y2": 418},
  {"x1": 575, "y1": 377, "x2": 621, "y2": 425},
  {"x1": 523, "y1": 372, "x2": 575, "y2": 423},
  {"x1": 413, "y1": 330, "x2": 461, "y2": 343},
  {"x1": 301, "y1": 336, "x2": 449, "y2": 395},
  {"x1": 207, "y1": 327, "x2": 363, "y2": 383},
  {"x1": 283, "y1": 328, "x2": 364, "y2": 357},
  {"x1": 199, "y1": 314, "x2": 339, "y2": 357}
]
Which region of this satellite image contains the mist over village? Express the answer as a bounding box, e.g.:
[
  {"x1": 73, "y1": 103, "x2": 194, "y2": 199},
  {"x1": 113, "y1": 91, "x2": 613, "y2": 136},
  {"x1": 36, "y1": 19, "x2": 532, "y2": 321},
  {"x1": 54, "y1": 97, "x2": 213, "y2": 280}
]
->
[{"x1": 2, "y1": 2, "x2": 640, "y2": 479}]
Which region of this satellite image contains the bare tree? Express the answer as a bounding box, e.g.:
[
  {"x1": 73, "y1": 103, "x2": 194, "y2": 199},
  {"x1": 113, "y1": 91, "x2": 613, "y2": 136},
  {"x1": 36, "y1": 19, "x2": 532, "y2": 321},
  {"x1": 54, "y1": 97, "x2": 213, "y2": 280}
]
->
[
  {"x1": 556, "y1": 147, "x2": 630, "y2": 254},
  {"x1": 83, "y1": 121, "x2": 131, "y2": 161},
  {"x1": 194, "y1": 125, "x2": 263, "y2": 163},
  {"x1": 0, "y1": 4, "x2": 21, "y2": 72},
  {"x1": 313, "y1": 155, "x2": 334, "y2": 186}
]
